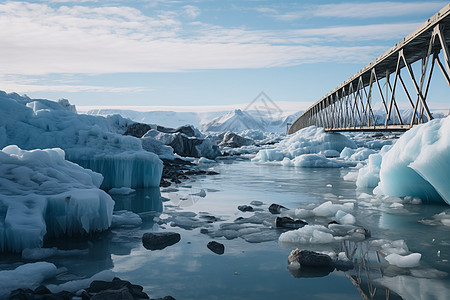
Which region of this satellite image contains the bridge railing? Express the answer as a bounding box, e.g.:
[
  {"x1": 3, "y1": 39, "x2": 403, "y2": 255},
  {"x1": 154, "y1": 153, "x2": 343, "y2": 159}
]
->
[{"x1": 289, "y1": 4, "x2": 450, "y2": 134}]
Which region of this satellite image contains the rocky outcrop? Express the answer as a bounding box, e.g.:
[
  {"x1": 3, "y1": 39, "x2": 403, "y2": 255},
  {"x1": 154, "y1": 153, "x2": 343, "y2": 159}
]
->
[
  {"x1": 124, "y1": 123, "x2": 152, "y2": 138},
  {"x1": 288, "y1": 249, "x2": 333, "y2": 268},
  {"x1": 212, "y1": 131, "x2": 253, "y2": 148},
  {"x1": 7, "y1": 278, "x2": 166, "y2": 300}
]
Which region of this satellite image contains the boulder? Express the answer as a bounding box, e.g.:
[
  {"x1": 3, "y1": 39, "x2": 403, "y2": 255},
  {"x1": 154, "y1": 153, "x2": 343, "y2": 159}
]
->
[
  {"x1": 238, "y1": 205, "x2": 254, "y2": 212},
  {"x1": 275, "y1": 216, "x2": 307, "y2": 229},
  {"x1": 207, "y1": 241, "x2": 225, "y2": 255},
  {"x1": 288, "y1": 249, "x2": 333, "y2": 268},
  {"x1": 142, "y1": 232, "x2": 181, "y2": 250},
  {"x1": 268, "y1": 203, "x2": 288, "y2": 214}
]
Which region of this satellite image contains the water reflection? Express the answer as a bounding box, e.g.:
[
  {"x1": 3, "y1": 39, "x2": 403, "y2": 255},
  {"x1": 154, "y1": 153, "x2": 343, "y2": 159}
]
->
[{"x1": 112, "y1": 187, "x2": 163, "y2": 214}]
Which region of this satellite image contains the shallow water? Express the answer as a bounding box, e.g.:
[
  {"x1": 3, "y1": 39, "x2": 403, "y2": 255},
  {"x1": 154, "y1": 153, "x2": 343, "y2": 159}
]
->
[{"x1": 2, "y1": 158, "x2": 450, "y2": 299}]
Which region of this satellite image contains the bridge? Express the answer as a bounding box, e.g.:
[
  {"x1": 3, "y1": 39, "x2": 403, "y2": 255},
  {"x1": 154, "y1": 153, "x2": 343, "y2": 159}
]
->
[{"x1": 289, "y1": 4, "x2": 450, "y2": 134}]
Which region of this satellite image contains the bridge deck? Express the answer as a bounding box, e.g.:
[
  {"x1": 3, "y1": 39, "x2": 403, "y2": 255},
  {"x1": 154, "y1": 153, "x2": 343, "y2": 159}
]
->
[{"x1": 289, "y1": 4, "x2": 450, "y2": 134}]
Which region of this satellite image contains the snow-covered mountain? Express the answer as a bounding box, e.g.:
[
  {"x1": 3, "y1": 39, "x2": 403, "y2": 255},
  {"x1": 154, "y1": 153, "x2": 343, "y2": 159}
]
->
[{"x1": 200, "y1": 109, "x2": 302, "y2": 133}]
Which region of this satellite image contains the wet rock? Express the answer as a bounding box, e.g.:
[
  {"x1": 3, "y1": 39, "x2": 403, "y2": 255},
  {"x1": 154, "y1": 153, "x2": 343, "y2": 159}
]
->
[
  {"x1": 124, "y1": 123, "x2": 152, "y2": 138},
  {"x1": 288, "y1": 249, "x2": 333, "y2": 268},
  {"x1": 333, "y1": 259, "x2": 354, "y2": 271},
  {"x1": 238, "y1": 205, "x2": 254, "y2": 212},
  {"x1": 207, "y1": 241, "x2": 225, "y2": 255},
  {"x1": 268, "y1": 203, "x2": 288, "y2": 214},
  {"x1": 34, "y1": 285, "x2": 51, "y2": 295},
  {"x1": 275, "y1": 217, "x2": 307, "y2": 229},
  {"x1": 150, "y1": 297, "x2": 176, "y2": 300},
  {"x1": 142, "y1": 232, "x2": 181, "y2": 250}
]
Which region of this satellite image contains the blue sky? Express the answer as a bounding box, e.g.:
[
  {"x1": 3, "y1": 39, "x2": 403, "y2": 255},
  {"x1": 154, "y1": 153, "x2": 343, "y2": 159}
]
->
[{"x1": 0, "y1": 0, "x2": 448, "y2": 111}]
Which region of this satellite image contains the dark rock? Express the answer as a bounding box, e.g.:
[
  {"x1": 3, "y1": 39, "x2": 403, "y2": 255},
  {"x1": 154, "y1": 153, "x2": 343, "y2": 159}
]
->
[
  {"x1": 9, "y1": 288, "x2": 35, "y2": 300},
  {"x1": 275, "y1": 216, "x2": 307, "y2": 229},
  {"x1": 216, "y1": 131, "x2": 253, "y2": 148},
  {"x1": 142, "y1": 232, "x2": 181, "y2": 250},
  {"x1": 34, "y1": 285, "x2": 51, "y2": 295},
  {"x1": 268, "y1": 203, "x2": 288, "y2": 214},
  {"x1": 238, "y1": 205, "x2": 253, "y2": 212},
  {"x1": 124, "y1": 123, "x2": 152, "y2": 138},
  {"x1": 287, "y1": 264, "x2": 334, "y2": 278},
  {"x1": 169, "y1": 133, "x2": 221, "y2": 159},
  {"x1": 150, "y1": 297, "x2": 176, "y2": 300},
  {"x1": 207, "y1": 241, "x2": 225, "y2": 255},
  {"x1": 328, "y1": 220, "x2": 339, "y2": 225},
  {"x1": 200, "y1": 228, "x2": 209, "y2": 234},
  {"x1": 288, "y1": 249, "x2": 333, "y2": 268},
  {"x1": 174, "y1": 125, "x2": 196, "y2": 137}
]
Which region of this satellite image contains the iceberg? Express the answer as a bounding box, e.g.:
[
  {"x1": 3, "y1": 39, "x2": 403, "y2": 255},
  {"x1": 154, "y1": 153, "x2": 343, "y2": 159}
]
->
[
  {"x1": 0, "y1": 91, "x2": 163, "y2": 188},
  {"x1": 0, "y1": 146, "x2": 114, "y2": 252},
  {"x1": 369, "y1": 116, "x2": 450, "y2": 204}
]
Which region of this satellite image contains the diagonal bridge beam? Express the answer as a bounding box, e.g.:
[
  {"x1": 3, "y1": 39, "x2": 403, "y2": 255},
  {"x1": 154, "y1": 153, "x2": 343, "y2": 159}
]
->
[{"x1": 289, "y1": 4, "x2": 450, "y2": 134}]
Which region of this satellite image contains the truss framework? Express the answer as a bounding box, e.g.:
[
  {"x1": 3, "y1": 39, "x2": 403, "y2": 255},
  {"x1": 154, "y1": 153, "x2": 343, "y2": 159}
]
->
[{"x1": 289, "y1": 4, "x2": 450, "y2": 134}]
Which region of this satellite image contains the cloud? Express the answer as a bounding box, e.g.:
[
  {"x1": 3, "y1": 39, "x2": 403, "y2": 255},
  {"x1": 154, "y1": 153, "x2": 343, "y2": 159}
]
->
[
  {"x1": 183, "y1": 5, "x2": 200, "y2": 19},
  {"x1": 259, "y1": 1, "x2": 447, "y2": 21},
  {"x1": 0, "y1": 2, "x2": 419, "y2": 77}
]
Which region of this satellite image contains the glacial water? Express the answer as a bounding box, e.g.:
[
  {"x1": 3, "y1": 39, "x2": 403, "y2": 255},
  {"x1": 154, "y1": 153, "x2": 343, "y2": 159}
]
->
[{"x1": 2, "y1": 158, "x2": 450, "y2": 299}]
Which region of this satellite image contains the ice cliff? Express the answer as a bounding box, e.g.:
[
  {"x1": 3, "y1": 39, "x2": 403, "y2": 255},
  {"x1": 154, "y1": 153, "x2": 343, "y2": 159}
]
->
[
  {"x1": 0, "y1": 91, "x2": 162, "y2": 188},
  {"x1": 0, "y1": 146, "x2": 114, "y2": 252}
]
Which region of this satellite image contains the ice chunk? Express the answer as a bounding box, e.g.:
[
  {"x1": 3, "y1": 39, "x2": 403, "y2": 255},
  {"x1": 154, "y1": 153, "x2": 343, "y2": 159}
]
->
[
  {"x1": 312, "y1": 201, "x2": 354, "y2": 217},
  {"x1": 376, "y1": 116, "x2": 450, "y2": 204},
  {"x1": 279, "y1": 225, "x2": 335, "y2": 244},
  {"x1": 340, "y1": 147, "x2": 376, "y2": 161},
  {"x1": 252, "y1": 126, "x2": 356, "y2": 163},
  {"x1": 385, "y1": 253, "x2": 421, "y2": 268},
  {"x1": 292, "y1": 154, "x2": 355, "y2": 168},
  {"x1": 0, "y1": 146, "x2": 114, "y2": 252},
  {"x1": 0, "y1": 262, "x2": 59, "y2": 298},
  {"x1": 141, "y1": 136, "x2": 175, "y2": 160},
  {"x1": 108, "y1": 187, "x2": 136, "y2": 195},
  {"x1": 335, "y1": 210, "x2": 356, "y2": 225},
  {"x1": 111, "y1": 210, "x2": 142, "y2": 227}
]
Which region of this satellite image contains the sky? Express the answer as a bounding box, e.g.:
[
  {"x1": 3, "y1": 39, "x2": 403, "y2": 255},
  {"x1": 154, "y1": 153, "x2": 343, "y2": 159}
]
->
[{"x1": 0, "y1": 0, "x2": 449, "y2": 112}]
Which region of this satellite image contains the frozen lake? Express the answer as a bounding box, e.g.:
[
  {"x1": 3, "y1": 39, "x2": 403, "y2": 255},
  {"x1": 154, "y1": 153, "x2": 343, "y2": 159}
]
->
[{"x1": 2, "y1": 158, "x2": 448, "y2": 299}]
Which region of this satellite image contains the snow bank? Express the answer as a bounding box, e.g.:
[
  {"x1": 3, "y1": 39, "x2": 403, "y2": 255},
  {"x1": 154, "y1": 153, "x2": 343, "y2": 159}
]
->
[
  {"x1": 0, "y1": 146, "x2": 114, "y2": 252},
  {"x1": 367, "y1": 116, "x2": 450, "y2": 204},
  {"x1": 0, "y1": 262, "x2": 59, "y2": 298},
  {"x1": 252, "y1": 126, "x2": 356, "y2": 163},
  {"x1": 0, "y1": 91, "x2": 163, "y2": 188}
]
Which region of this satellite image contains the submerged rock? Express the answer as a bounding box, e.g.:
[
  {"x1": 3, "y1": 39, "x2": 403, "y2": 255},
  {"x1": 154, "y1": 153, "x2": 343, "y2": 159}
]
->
[
  {"x1": 207, "y1": 241, "x2": 225, "y2": 255},
  {"x1": 142, "y1": 232, "x2": 181, "y2": 250},
  {"x1": 238, "y1": 205, "x2": 254, "y2": 212},
  {"x1": 275, "y1": 217, "x2": 307, "y2": 229},
  {"x1": 269, "y1": 203, "x2": 288, "y2": 214}
]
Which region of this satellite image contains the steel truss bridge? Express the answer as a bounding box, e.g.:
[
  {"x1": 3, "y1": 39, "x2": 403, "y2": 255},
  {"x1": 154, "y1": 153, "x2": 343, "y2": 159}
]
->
[{"x1": 289, "y1": 4, "x2": 450, "y2": 134}]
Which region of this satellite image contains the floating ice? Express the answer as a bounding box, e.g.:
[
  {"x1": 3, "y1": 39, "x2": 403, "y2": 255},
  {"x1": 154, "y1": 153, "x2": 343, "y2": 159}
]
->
[
  {"x1": 374, "y1": 116, "x2": 450, "y2": 204},
  {"x1": 252, "y1": 126, "x2": 356, "y2": 163},
  {"x1": 312, "y1": 201, "x2": 354, "y2": 217},
  {"x1": 385, "y1": 253, "x2": 421, "y2": 268},
  {"x1": 0, "y1": 146, "x2": 114, "y2": 252},
  {"x1": 108, "y1": 187, "x2": 136, "y2": 195},
  {"x1": 0, "y1": 262, "x2": 59, "y2": 298},
  {"x1": 279, "y1": 225, "x2": 335, "y2": 244},
  {"x1": 340, "y1": 147, "x2": 376, "y2": 161},
  {"x1": 111, "y1": 210, "x2": 142, "y2": 228}
]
